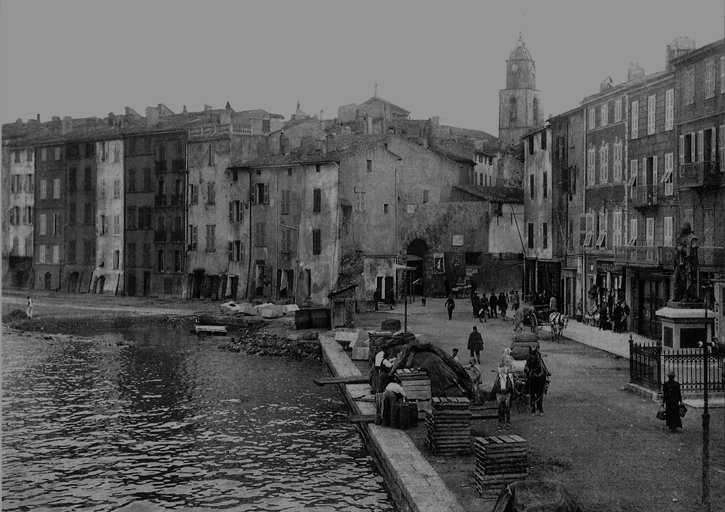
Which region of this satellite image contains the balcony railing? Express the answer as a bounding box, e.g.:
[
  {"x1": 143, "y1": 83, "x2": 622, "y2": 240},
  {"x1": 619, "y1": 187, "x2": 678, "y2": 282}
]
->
[
  {"x1": 187, "y1": 123, "x2": 252, "y2": 139},
  {"x1": 699, "y1": 246, "x2": 725, "y2": 268},
  {"x1": 155, "y1": 194, "x2": 167, "y2": 207},
  {"x1": 615, "y1": 245, "x2": 675, "y2": 268},
  {"x1": 632, "y1": 184, "x2": 661, "y2": 209},
  {"x1": 679, "y1": 161, "x2": 721, "y2": 188},
  {"x1": 155, "y1": 160, "x2": 168, "y2": 172}
]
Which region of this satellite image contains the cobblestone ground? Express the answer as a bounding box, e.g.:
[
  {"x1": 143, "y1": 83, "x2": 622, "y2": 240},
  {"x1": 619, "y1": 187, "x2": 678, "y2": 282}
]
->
[{"x1": 356, "y1": 297, "x2": 725, "y2": 512}]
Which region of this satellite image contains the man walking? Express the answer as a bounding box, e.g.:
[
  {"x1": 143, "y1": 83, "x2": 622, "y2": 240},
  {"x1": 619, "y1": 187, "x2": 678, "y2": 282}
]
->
[
  {"x1": 662, "y1": 370, "x2": 683, "y2": 433},
  {"x1": 489, "y1": 291, "x2": 498, "y2": 319},
  {"x1": 444, "y1": 296, "x2": 456, "y2": 321},
  {"x1": 467, "y1": 326, "x2": 484, "y2": 364}
]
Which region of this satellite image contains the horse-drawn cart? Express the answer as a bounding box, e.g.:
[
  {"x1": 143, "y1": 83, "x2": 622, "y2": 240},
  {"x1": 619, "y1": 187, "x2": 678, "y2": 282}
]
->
[{"x1": 524, "y1": 306, "x2": 568, "y2": 343}]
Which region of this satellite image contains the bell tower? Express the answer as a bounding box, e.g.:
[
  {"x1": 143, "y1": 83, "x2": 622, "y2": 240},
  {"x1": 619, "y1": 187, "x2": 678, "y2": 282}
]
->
[{"x1": 499, "y1": 36, "x2": 543, "y2": 147}]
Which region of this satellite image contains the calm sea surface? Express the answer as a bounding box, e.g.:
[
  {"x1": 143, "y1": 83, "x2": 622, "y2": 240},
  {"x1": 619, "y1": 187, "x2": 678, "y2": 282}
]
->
[{"x1": 2, "y1": 328, "x2": 395, "y2": 511}]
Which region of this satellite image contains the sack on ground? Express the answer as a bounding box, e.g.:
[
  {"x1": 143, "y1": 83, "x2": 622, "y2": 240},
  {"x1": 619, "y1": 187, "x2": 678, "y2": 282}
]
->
[
  {"x1": 656, "y1": 405, "x2": 666, "y2": 420},
  {"x1": 679, "y1": 404, "x2": 687, "y2": 417}
]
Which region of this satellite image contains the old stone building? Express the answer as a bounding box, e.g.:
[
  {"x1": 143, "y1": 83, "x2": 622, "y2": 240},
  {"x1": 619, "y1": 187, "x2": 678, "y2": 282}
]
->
[
  {"x1": 549, "y1": 107, "x2": 585, "y2": 317},
  {"x1": 617, "y1": 63, "x2": 678, "y2": 338},
  {"x1": 3, "y1": 123, "x2": 37, "y2": 288}
]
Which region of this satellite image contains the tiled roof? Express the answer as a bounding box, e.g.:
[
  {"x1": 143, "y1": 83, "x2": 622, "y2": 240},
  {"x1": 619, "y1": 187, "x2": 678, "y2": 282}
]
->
[
  {"x1": 453, "y1": 184, "x2": 524, "y2": 204},
  {"x1": 230, "y1": 134, "x2": 390, "y2": 168},
  {"x1": 428, "y1": 147, "x2": 477, "y2": 166}
]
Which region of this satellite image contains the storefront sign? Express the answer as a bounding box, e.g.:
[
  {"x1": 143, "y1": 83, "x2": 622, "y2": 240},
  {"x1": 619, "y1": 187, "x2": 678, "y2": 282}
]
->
[{"x1": 452, "y1": 235, "x2": 463, "y2": 246}]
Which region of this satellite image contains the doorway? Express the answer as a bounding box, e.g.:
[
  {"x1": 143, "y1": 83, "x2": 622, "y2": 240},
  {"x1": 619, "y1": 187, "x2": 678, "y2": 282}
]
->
[
  {"x1": 128, "y1": 273, "x2": 137, "y2": 296},
  {"x1": 68, "y1": 272, "x2": 79, "y2": 293},
  {"x1": 406, "y1": 239, "x2": 429, "y2": 296},
  {"x1": 143, "y1": 272, "x2": 150, "y2": 296},
  {"x1": 44, "y1": 272, "x2": 52, "y2": 290}
]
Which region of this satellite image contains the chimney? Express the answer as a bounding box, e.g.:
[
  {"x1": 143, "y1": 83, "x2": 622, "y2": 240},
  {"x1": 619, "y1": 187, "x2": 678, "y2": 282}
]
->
[
  {"x1": 316, "y1": 138, "x2": 326, "y2": 153},
  {"x1": 320, "y1": 109, "x2": 324, "y2": 121},
  {"x1": 182, "y1": 105, "x2": 188, "y2": 115},
  {"x1": 37, "y1": 114, "x2": 40, "y2": 122},
  {"x1": 146, "y1": 106, "x2": 159, "y2": 126},
  {"x1": 61, "y1": 116, "x2": 74, "y2": 135},
  {"x1": 666, "y1": 37, "x2": 697, "y2": 71},
  {"x1": 108, "y1": 112, "x2": 115, "y2": 127},
  {"x1": 627, "y1": 62, "x2": 645, "y2": 82},
  {"x1": 280, "y1": 131, "x2": 289, "y2": 155}
]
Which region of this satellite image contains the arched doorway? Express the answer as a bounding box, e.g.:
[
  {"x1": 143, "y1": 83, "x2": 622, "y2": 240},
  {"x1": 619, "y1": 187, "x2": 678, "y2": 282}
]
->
[
  {"x1": 97, "y1": 275, "x2": 106, "y2": 294},
  {"x1": 44, "y1": 272, "x2": 52, "y2": 290},
  {"x1": 406, "y1": 239, "x2": 429, "y2": 296}
]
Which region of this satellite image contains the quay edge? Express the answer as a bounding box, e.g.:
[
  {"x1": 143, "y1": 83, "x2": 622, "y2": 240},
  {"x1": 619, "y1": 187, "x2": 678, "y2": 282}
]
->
[{"x1": 319, "y1": 335, "x2": 466, "y2": 512}]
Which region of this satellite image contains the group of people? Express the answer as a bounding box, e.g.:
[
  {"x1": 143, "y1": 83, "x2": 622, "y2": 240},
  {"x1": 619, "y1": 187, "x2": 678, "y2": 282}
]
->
[
  {"x1": 457, "y1": 327, "x2": 549, "y2": 431},
  {"x1": 444, "y1": 288, "x2": 520, "y2": 323},
  {"x1": 597, "y1": 298, "x2": 630, "y2": 332}
]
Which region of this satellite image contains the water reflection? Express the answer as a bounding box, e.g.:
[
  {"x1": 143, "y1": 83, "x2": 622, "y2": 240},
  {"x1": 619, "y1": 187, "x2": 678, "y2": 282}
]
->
[{"x1": 2, "y1": 328, "x2": 395, "y2": 511}]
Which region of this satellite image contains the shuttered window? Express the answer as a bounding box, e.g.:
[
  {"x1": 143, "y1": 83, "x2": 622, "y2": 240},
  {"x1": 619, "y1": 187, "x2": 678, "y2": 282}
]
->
[{"x1": 631, "y1": 100, "x2": 639, "y2": 139}]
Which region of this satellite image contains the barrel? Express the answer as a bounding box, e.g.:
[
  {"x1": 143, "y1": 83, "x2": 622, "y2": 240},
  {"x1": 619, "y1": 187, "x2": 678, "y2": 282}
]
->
[
  {"x1": 409, "y1": 402, "x2": 418, "y2": 427},
  {"x1": 390, "y1": 403, "x2": 401, "y2": 429},
  {"x1": 398, "y1": 402, "x2": 410, "y2": 430}
]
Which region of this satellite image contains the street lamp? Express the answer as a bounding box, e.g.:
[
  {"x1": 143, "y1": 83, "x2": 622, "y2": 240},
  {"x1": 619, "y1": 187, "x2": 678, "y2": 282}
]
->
[{"x1": 699, "y1": 284, "x2": 715, "y2": 511}]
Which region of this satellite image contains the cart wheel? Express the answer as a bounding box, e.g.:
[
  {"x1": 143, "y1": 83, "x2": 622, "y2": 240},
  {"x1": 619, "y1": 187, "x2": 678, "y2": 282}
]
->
[{"x1": 516, "y1": 394, "x2": 529, "y2": 414}]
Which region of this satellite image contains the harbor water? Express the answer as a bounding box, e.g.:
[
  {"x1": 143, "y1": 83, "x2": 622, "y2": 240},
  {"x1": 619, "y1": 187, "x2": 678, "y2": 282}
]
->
[{"x1": 1, "y1": 327, "x2": 396, "y2": 511}]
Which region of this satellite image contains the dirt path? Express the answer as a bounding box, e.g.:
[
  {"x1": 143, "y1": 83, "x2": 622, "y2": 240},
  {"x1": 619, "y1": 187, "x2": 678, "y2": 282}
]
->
[{"x1": 355, "y1": 298, "x2": 725, "y2": 512}]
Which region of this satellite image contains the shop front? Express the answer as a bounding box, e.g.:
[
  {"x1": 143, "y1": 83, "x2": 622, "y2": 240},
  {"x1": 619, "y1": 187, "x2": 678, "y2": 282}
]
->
[{"x1": 628, "y1": 267, "x2": 671, "y2": 340}]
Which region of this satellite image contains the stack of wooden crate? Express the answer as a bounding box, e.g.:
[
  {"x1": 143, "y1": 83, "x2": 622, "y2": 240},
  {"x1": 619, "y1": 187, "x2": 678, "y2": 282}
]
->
[
  {"x1": 395, "y1": 368, "x2": 432, "y2": 415},
  {"x1": 424, "y1": 397, "x2": 472, "y2": 455},
  {"x1": 474, "y1": 435, "x2": 529, "y2": 499}
]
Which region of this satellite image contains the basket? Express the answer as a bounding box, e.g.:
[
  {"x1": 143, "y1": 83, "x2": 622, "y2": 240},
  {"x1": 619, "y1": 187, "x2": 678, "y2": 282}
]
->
[{"x1": 656, "y1": 406, "x2": 666, "y2": 420}]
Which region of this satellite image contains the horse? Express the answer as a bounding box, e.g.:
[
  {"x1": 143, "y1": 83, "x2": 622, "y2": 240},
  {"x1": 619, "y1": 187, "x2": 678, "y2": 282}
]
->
[{"x1": 548, "y1": 312, "x2": 568, "y2": 343}]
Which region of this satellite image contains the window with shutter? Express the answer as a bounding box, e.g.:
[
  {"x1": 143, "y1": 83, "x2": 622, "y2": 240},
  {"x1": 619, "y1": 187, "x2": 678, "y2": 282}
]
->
[
  {"x1": 646, "y1": 218, "x2": 654, "y2": 247},
  {"x1": 613, "y1": 210, "x2": 622, "y2": 247},
  {"x1": 663, "y1": 153, "x2": 674, "y2": 196},
  {"x1": 698, "y1": 131, "x2": 704, "y2": 162},
  {"x1": 527, "y1": 223, "x2": 534, "y2": 249},
  {"x1": 263, "y1": 183, "x2": 269, "y2": 204},
  {"x1": 631, "y1": 101, "x2": 639, "y2": 139},
  {"x1": 629, "y1": 218, "x2": 638, "y2": 245},
  {"x1": 614, "y1": 99, "x2": 622, "y2": 122},
  {"x1": 312, "y1": 230, "x2": 321, "y2": 255},
  {"x1": 664, "y1": 217, "x2": 673, "y2": 247},
  {"x1": 665, "y1": 89, "x2": 674, "y2": 131},
  {"x1": 647, "y1": 95, "x2": 656, "y2": 135},
  {"x1": 313, "y1": 189, "x2": 322, "y2": 213}
]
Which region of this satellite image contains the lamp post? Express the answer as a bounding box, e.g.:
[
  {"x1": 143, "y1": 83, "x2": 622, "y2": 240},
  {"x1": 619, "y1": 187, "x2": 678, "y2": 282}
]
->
[{"x1": 699, "y1": 284, "x2": 714, "y2": 511}]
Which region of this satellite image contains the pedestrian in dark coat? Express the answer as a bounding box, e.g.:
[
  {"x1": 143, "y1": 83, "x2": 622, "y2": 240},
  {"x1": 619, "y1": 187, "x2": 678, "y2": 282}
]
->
[
  {"x1": 612, "y1": 302, "x2": 624, "y2": 332},
  {"x1": 489, "y1": 292, "x2": 499, "y2": 319},
  {"x1": 599, "y1": 303, "x2": 609, "y2": 330},
  {"x1": 525, "y1": 346, "x2": 549, "y2": 416},
  {"x1": 480, "y1": 293, "x2": 489, "y2": 322},
  {"x1": 662, "y1": 370, "x2": 683, "y2": 432},
  {"x1": 444, "y1": 296, "x2": 456, "y2": 320},
  {"x1": 467, "y1": 326, "x2": 484, "y2": 364},
  {"x1": 471, "y1": 293, "x2": 481, "y2": 319},
  {"x1": 498, "y1": 292, "x2": 508, "y2": 320}
]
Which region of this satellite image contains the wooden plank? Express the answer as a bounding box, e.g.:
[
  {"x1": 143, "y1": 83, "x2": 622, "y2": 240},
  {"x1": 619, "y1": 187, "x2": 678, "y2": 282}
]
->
[
  {"x1": 194, "y1": 325, "x2": 228, "y2": 334},
  {"x1": 313, "y1": 376, "x2": 371, "y2": 386},
  {"x1": 349, "y1": 414, "x2": 377, "y2": 424}
]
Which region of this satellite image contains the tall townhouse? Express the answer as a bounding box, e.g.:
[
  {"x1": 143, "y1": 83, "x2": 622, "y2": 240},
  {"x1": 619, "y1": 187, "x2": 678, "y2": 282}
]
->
[
  {"x1": 4, "y1": 139, "x2": 36, "y2": 287},
  {"x1": 123, "y1": 123, "x2": 187, "y2": 298},
  {"x1": 184, "y1": 108, "x2": 268, "y2": 301},
  {"x1": 617, "y1": 65, "x2": 678, "y2": 339},
  {"x1": 549, "y1": 107, "x2": 585, "y2": 317},
  {"x1": 522, "y1": 124, "x2": 558, "y2": 299},
  {"x1": 63, "y1": 135, "x2": 99, "y2": 292},
  {"x1": 671, "y1": 38, "x2": 725, "y2": 342},
  {"x1": 33, "y1": 134, "x2": 67, "y2": 290},
  {"x1": 580, "y1": 77, "x2": 629, "y2": 313},
  {"x1": 92, "y1": 133, "x2": 125, "y2": 294}
]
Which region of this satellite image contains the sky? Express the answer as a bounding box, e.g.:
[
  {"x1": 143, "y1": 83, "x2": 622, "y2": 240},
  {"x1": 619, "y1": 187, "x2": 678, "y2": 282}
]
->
[{"x1": 1, "y1": 0, "x2": 724, "y2": 136}]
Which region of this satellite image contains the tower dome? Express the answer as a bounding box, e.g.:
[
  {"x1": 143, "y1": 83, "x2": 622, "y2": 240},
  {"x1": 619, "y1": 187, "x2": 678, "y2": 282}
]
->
[
  {"x1": 509, "y1": 43, "x2": 533, "y2": 62},
  {"x1": 506, "y1": 36, "x2": 536, "y2": 90}
]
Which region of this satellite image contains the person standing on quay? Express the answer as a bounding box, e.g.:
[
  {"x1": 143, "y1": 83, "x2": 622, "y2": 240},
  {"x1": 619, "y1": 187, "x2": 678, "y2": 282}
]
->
[
  {"x1": 26, "y1": 296, "x2": 33, "y2": 319},
  {"x1": 480, "y1": 293, "x2": 489, "y2": 322},
  {"x1": 662, "y1": 370, "x2": 683, "y2": 433},
  {"x1": 444, "y1": 296, "x2": 456, "y2": 320},
  {"x1": 489, "y1": 291, "x2": 499, "y2": 319},
  {"x1": 498, "y1": 292, "x2": 508, "y2": 320},
  {"x1": 467, "y1": 326, "x2": 484, "y2": 364},
  {"x1": 471, "y1": 293, "x2": 481, "y2": 320}
]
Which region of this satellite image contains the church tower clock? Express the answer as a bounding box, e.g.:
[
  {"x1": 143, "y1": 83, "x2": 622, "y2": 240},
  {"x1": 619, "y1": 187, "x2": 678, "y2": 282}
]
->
[{"x1": 499, "y1": 36, "x2": 543, "y2": 147}]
